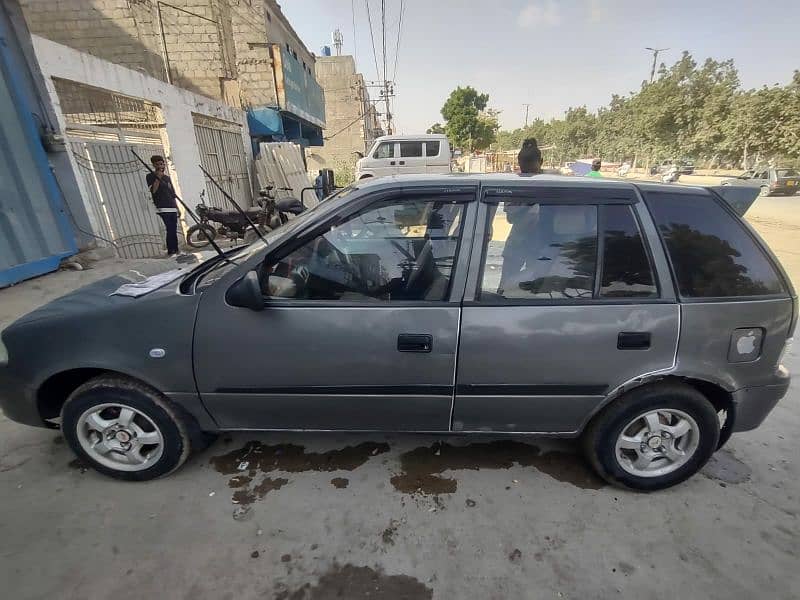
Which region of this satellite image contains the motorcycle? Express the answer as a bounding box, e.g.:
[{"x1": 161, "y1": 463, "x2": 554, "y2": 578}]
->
[
  {"x1": 185, "y1": 186, "x2": 305, "y2": 248},
  {"x1": 661, "y1": 166, "x2": 681, "y2": 184}
]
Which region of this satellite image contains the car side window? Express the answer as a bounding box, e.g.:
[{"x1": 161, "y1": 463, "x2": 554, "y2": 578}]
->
[
  {"x1": 600, "y1": 205, "x2": 657, "y2": 298},
  {"x1": 644, "y1": 191, "x2": 785, "y2": 298},
  {"x1": 262, "y1": 197, "x2": 466, "y2": 302},
  {"x1": 373, "y1": 143, "x2": 394, "y2": 159},
  {"x1": 399, "y1": 142, "x2": 423, "y2": 158},
  {"x1": 480, "y1": 202, "x2": 598, "y2": 300},
  {"x1": 425, "y1": 141, "x2": 440, "y2": 157}
]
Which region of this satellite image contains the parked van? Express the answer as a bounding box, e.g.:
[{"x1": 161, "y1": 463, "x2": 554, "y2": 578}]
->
[{"x1": 355, "y1": 134, "x2": 451, "y2": 180}]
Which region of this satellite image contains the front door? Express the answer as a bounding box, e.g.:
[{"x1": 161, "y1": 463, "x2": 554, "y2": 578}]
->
[
  {"x1": 194, "y1": 188, "x2": 476, "y2": 430},
  {"x1": 453, "y1": 184, "x2": 680, "y2": 433}
]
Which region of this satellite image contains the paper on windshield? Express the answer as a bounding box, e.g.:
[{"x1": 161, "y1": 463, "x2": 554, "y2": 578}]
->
[{"x1": 110, "y1": 268, "x2": 186, "y2": 297}]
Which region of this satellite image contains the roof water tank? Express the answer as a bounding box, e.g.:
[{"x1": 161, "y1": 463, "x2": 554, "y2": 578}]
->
[{"x1": 320, "y1": 45, "x2": 331, "y2": 56}]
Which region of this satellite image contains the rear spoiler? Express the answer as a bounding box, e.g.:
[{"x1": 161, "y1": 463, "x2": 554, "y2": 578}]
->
[{"x1": 710, "y1": 186, "x2": 759, "y2": 216}]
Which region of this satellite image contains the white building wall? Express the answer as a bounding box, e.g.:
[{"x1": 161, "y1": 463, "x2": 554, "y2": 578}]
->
[{"x1": 31, "y1": 35, "x2": 252, "y2": 215}]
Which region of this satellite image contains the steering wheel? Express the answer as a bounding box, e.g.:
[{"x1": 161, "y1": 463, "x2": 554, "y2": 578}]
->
[{"x1": 404, "y1": 238, "x2": 433, "y2": 294}]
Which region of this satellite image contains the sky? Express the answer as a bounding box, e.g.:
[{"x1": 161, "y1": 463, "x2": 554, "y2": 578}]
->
[{"x1": 280, "y1": 0, "x2": 800, "y2": 134}]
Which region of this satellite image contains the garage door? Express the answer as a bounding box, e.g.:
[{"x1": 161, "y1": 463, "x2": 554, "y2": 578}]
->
[{"x1": 193, "y1": 115, "x2": 253, "y2": 209}]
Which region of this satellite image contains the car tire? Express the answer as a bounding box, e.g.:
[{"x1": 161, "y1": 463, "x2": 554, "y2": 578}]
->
[
  {"x1": 583, "y1": 383, "x2": 720, "y2": 491},
  {"x1": 61, "y1": 375, "x2": 198, "y2": 481},
  {"x1": 759, "y1": 186, "x2": 770, "y2": 197}
]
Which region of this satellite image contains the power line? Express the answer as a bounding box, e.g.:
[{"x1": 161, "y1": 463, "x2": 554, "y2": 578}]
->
[
  {"x1": 364, "y1": 0, "x2": 381, "y2": 80},
  {"x1": 381, "y1": 0, "x2": 391, "y2": 134},
  {"x1": 350, "y1": 0, "x2": 361, "y2": 65},
  {"x1": 392, "y1": 0, "x2": 405, "y2": 81}
]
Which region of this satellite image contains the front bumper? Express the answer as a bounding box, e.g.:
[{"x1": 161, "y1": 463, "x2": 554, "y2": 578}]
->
[
  {"x1": 0, "y1": 366, "x2": 42, "y2": 427},
  {"x1": 731, "y1": 365, "x2": 791, "y2": 431}
]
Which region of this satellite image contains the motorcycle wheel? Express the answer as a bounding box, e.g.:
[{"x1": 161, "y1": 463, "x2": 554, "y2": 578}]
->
[{"x1": 186, "y1": 224, "x2": 216, "y2": 248}]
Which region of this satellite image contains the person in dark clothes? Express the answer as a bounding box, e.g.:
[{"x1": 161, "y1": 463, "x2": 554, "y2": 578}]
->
[
  {"x1": 499, "y1": 138, "x2": 544, "y2": 294},
  {"x1": 146, "y1": 155, "x2": 180, "y2": 256}
]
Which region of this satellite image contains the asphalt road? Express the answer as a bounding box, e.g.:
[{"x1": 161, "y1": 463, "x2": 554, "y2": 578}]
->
[{"x1": 1, "y1": 223, "x2": 799, "y2": 599}]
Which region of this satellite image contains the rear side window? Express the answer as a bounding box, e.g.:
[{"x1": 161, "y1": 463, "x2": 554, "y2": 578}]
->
[
  {"x1": 645, "y1": 192, "x2": 784, "y2": 298},
  {"x1": 600, "y1": 205, "x2": 657, "y2": 298},
  {"x1": 399, "y1": 142, "x2": 423, "y2": 157},
  {"x1": 425, "y1": 141, "x2": 440, "y2": 157}
]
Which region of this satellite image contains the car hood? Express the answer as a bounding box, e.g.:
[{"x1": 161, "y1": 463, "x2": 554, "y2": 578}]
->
[{"x1": 7, "y1": 269, "x2": 186, "y2": 329}]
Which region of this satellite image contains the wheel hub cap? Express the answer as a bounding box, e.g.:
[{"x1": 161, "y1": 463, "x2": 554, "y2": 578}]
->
[
  {"x1": 115, "y1": 430, "x2": 132, "y2": 443},
  {"x1": 647, "y1": 435, "x2": 662, "y2": 449}
]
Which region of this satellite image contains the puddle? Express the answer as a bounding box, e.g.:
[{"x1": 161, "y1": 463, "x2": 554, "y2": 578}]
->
[
  {"x1": 210, "y1": 441, "x2": 390, "y2": 476},
  {"x1": 275, "y1": 564, "x2": 432, "y2": 600},
  {"x1": 390, "y1": 440, "x2": 604, "y2": 495},
  {"x1": 702, "y1": 450, "x2": 751, "y2": 484},
  {"x1": 211, "y1": 441, "x2": 389, "y2": 505}
]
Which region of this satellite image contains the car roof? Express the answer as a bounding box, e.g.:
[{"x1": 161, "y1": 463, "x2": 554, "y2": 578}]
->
[
  {"x1": 352, "y1": 172, "x2": 711, "y2": 195},
  {"x1": 373, "y1": 134, "x2": 448, "y2": 142}
]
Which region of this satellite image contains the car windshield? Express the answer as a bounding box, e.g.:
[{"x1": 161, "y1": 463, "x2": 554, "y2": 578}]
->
[{"x1": 191, "y1": 185, "x2": 361, "y2": 290}]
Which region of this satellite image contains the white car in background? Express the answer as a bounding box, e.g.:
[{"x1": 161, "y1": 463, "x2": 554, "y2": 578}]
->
[{"x1": 355, "y1": 134, "x2": 451, "y2": 180}]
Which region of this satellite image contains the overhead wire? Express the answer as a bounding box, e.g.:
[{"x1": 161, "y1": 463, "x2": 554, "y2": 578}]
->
[
  {"x1": 392, "y1": 0, "x2": 405, "y2": 82},
  {"x1": 351, "y1": 0, "x2": 358, "y2": 62},
  {"x1": 364, "y1": 0, "x2": 381, "y2": 80}
]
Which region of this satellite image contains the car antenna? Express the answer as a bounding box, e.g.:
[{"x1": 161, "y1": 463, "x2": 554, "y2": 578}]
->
[
  {"x1": 130, "y1": 150, "x2": 235, "y2": 264},
  {"x1": 198, "y1": 164, "x2": 269, "y2": 245}
]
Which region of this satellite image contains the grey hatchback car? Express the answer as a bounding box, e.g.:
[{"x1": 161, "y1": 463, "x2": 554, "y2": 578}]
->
[{"x1": 0, "y1": 175, "x2": 795, "y2": 491}]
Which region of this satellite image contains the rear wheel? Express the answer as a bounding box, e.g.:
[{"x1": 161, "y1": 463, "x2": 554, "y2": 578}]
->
[
  {"x1": 759, "y1": 185, "x2": 770, "y2": 197},
  {"x1": 61, "y1": 376, "x2": 199, "y2": 480},
  {"x1": 186, "y1": 224, "x2": 216, "y2": 248},
  {"x1": 584, "y1": 383, "x2": 719, "y2": 491}
]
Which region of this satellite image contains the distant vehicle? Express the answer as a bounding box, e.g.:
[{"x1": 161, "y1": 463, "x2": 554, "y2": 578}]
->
[
  {"x1": 650, "y1": 159, "x2": 695, "y2": 176},
  {"x1": 355, "y1": 134, "x2": 451, "y2": 180},
  {"x1": 720, "y1": 167, "x2": 799, "y2": 197},
  {"x1": 1, "y1": 175, "x2": 794, "y2": 492}
]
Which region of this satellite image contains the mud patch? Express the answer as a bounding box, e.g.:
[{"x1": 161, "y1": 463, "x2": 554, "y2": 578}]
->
[
  {"x1": 275, "y1": 564, "x2": 432, "y2": 600},
  {"x1": 381, "y1": 520, "x2": 399, "y2": 545},
  {"x1": 210, "y1": 441, "x2": 389, "y2": 475},
  {"x1": 390, "y1": 440, "x2": 603, "y2": 494},
  {"x1": 330, "y1": 477, "x2": 349, "y2": 489},
  {"x1": 68, "y1": 458, "x2": 89, "y2": 473},
  {"x1": 702, "y1": 450, "x2": 751, "y2": 484},
  {"x1": 509, "y1": 548, "x2": 522, "y2": 563},
  {"x1": 231, "y1": 476, "x2": 289, "y2": 505}
]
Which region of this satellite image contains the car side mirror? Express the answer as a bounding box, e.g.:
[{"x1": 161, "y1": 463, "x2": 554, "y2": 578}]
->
[{"x1": 226, "y1": 271, "x2": 264, "y2": 311}]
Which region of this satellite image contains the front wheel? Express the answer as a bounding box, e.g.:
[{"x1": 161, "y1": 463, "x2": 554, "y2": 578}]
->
[
  {"x1": 61, "y1": 376, "x2": 198, "y2": 480},
  {"x1": 583, "y1": 383, "x2": 719, "y2": 491},
  {"x1": 186, "y1": 224, "x2": 216, "y2": 248},
  {"x1": 759, "y1": 185, "x2": 770, "y2": 197}
]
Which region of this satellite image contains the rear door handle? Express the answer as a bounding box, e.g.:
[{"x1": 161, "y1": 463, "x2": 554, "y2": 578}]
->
[
  {"x1": 397, "y1": 334, "x2": 432, "y2": 353},
  {"x1": 389, "y1": 161, "x2": 396, "y2": 165},
  {"x1": 618, "y1": 332, "x2": 651, "y2": 350},
  {"x1": 399, "y1": 161, "x2": 406, "y2": 165}
]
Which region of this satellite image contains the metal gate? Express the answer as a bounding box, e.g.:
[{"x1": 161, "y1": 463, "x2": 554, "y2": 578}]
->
[
  {"x1": 194, "y1": 115, "x2": 252, "y2": 209},
  {"x1": 70, "y1": 140, "x2": 169, "y2": 259}
]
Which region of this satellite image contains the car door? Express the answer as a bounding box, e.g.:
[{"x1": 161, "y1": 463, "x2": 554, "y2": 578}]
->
[
  {"x1": 452, "y1": 183, "x2": 679, "y2": 433},
  {"x1": 424, "y1": 140, "x2": 449, "y2": 173},
  {"x1": 396, "y1": 141, "x2": 427, "y2": 175},
  {"x1": 193, "y1": 185, "x2": 478, "y2": 431},
  {"x1": 369, "y1": 140, "x2": 398, "y2": 177}
]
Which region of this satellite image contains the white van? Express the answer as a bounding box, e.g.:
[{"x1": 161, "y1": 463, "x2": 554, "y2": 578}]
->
[{"x1": 355, "y1": 134, "x2": 451, "y2": 180}]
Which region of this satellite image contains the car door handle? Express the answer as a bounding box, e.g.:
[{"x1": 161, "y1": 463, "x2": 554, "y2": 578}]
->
[
  {"x1": 398, "y1": 161, "x2": 406, "y2": 165},
  {"x1": 389, "y1": 161, "x2": 396, "y2": 165},
  {"x1": 618, "y1": 332, "x2": 651, "y2": 350},
  {"x1": 397, "y1": 334, "x2": 432, "y2": 353}
]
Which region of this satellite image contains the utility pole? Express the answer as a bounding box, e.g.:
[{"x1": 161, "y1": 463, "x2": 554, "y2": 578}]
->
[
  {"x1": 522, "y1": 103, "x2": 531, "y2": 128},
  {"x1": 380, "y1": 0, "x2": 392, "y2": 134},
  {"x1": 645, "y1": 47, "x2": 669, "y2": 83}
]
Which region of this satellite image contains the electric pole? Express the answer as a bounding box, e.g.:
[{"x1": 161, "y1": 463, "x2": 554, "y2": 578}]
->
[
  {"x1": 645, "y1": 47, "x2": 669, "y2": 83},
  {"x1": 523, "y1": 103, "x2": 531, "y2": 128}
]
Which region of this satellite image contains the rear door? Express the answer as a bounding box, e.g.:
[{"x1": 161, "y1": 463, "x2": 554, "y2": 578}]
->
[
  {"x1": 396, "y1": 140, "x2": 427, "y2": 175},
  {"x1": 453, "y1": 183, "x2": 679, "y2": 433},
  {"x1": 194, "y1": 185, "x2": 478, "y2": 431},
  {"x1": 424, "y1": 139, "x2": 449, "y2": 173}
]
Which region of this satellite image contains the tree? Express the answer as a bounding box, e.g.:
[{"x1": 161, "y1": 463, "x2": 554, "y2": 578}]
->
[
  {"x1": 426, "y1": 123, "x2": 445, "y2": 134},
  {"x1": 440, "y1": 86, "x2": 497, "y2": 151}
]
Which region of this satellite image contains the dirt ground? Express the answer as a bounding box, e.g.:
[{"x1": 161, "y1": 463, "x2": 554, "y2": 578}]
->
[{"x1": 1, "y1": 192, "x2": 799, "y2": 599}]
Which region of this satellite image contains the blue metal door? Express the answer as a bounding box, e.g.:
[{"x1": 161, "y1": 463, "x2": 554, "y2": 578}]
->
[{"x1": 0, "y1": 13, "x2": 77, "y2": 287}]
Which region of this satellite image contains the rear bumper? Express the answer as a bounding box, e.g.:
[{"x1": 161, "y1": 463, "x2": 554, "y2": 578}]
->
[
  {"x1": 731, "y1": 365, "x2": 791, "y2": 431},
  {"x1": 0, "y1": 366, "x2": 42, "y2": 427}
]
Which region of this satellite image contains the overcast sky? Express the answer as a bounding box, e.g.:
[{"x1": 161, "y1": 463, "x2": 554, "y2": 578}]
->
[{"x1": 281, "y1": 0, "x2": 800, "y2": 134}]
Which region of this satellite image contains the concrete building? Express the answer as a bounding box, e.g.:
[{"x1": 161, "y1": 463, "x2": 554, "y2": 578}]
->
[
  {"x1": 308, "y1": 55, "x2": 382, "y2": 183},
  {"x1": 19, "y1": 0, "x2": 325, "y2": 146}
]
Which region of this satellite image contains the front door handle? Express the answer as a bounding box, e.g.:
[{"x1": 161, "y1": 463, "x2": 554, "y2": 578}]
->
[
  {"x1": 389, "y1": 161, "x2": 396, "y2": 165},
  {"x1": 398, "y1": 334, "x2": 432, "y2": 353},
  {"x1": 398, "y1": 160, "x2": 406, "y2": 165},
  {"x1": 618, "y1": 332, "x2": 651, "y2": 350}
]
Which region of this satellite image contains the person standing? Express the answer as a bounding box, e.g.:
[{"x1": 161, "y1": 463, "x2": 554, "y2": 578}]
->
[
  {"x1": 146, "y1": 155, "x2": 180, "y2": 256},
  {"x1": 586, "y1": 158, "x2": 603, "y2": 178}
]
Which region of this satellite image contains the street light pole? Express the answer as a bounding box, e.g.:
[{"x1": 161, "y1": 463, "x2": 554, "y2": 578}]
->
[{"x1": 645, "y1": 47, "x2": 669, "y2": 83}]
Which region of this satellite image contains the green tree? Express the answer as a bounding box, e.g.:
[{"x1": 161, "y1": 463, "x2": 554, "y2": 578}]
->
[
  {"x1": 440, "y1": 86, "x2": 497, "y2": 151},
  {"x1": 426, "y1": 123, "x2": 445, "y2": 134}
]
